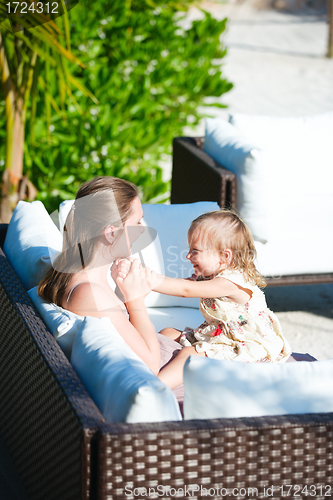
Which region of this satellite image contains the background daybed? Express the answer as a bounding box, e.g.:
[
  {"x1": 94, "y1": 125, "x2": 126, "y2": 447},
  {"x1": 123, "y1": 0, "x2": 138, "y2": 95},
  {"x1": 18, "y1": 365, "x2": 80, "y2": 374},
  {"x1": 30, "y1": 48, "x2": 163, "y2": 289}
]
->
[
  {"x1": 172, "y1": 113, "x2": 333, "y2": 286},
  {"x1": 1, "y1": 201, "x2": 333, "y2": 499}
]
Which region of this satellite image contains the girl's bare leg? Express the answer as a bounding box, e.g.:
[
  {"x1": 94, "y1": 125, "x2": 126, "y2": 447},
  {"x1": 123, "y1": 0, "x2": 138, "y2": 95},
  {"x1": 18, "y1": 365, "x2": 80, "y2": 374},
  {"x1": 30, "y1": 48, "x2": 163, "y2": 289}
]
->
[
  {"x1": 159, "y1": 327, "x2": 182, "y2": 341},
  {"x1": 158, "y1": 346, "x2": 205, "y2": 389}
]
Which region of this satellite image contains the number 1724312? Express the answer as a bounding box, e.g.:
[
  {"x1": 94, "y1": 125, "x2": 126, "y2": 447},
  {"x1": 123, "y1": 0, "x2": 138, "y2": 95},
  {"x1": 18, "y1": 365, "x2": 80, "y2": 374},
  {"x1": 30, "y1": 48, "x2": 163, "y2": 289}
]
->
[{"x1": 6, "y1": 2, "x2": 59, "y2": 14}]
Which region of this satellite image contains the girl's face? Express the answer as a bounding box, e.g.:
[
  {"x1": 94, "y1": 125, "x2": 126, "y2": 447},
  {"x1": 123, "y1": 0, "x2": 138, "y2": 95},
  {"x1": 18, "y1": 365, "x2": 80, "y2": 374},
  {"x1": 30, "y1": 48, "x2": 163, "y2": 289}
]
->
[{"x1": 186, "y1": 236, "x2": 225, "y2": 277}]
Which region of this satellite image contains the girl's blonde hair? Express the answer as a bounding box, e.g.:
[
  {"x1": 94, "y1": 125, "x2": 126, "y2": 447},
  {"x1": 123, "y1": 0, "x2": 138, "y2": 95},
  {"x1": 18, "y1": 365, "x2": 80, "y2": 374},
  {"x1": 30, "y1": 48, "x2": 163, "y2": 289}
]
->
[
  {"x1": 188, "y1": 210, "x2": 266, "y2": 287},
  {"x1": 38, "y1": 176, "x2": 138, "y2": 306}
]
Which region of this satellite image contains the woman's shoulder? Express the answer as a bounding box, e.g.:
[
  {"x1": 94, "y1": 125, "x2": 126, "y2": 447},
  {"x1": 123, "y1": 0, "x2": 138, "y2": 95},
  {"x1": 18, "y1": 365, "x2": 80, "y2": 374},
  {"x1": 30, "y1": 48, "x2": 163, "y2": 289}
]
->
[{"x1": 66, "y1": 281, "x2": 118, "y2": 316}]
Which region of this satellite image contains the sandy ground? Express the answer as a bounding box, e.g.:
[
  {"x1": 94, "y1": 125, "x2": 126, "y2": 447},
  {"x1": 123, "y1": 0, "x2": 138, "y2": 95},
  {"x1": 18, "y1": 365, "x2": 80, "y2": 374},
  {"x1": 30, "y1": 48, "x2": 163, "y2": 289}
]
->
[
  {"x1": 169, "y1": 1, "x2": 333, "y2": 360},
  {"x1": 265, "y1": 284, "x2": 333, "y2": 360}
]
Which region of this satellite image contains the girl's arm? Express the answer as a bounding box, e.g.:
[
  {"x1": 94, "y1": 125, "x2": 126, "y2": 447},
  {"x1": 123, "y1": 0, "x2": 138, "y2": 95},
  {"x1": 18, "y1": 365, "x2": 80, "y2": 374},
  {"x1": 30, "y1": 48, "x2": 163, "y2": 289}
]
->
[
  {"x1": 153, "y1": 274, "x2": 241, "y2": 299},
  {"x1": 113, "y1": 259, "x2": 251, "y2": 302}
]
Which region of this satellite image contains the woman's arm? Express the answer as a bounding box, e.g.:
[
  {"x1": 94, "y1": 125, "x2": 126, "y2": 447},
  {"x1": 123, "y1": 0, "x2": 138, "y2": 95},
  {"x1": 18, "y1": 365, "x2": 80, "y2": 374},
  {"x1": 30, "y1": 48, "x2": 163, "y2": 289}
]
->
[
  {"x1": 116, "y1": 260, "x2": 161, "y2": 373},
  {"x1": 67, "y1": 267, "x2": 160, "y2": 374}
]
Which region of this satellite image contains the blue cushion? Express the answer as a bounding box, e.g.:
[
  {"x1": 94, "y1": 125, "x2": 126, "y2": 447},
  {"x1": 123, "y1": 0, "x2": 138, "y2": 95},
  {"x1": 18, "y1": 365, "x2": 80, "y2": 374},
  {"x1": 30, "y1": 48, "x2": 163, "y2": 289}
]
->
[
  {"x1": 71, "y1": 316, "x2": 182, "y2": 423},
  {"x1": 28, "y1": 286, "x2": 84, "y2": 359},
  {"x1": 4, "y1": 201, "x2": 62, "y2": 290}
]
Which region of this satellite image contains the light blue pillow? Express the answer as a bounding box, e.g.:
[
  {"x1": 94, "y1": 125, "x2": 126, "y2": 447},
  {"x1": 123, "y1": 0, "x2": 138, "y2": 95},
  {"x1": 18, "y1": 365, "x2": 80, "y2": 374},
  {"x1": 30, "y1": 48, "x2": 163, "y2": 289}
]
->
[
  {"x1": 71, "y1": 316, "x2": 182, "y2": 423},
  {"x1": 184, "y1": 356, "x2": 333, "y2": 420},
  {"x1": 4, "y1": 201, "x2": 62, "y2": 290},
  {"x1": 204, "y1": 118, "x2": 259, "y2": 170},
  {"x1": 28, "y1": 286, "x2": 84, "y2": 360},
  {"x1": 141, "y1": 202, "x2": 220, "y2": 308}
]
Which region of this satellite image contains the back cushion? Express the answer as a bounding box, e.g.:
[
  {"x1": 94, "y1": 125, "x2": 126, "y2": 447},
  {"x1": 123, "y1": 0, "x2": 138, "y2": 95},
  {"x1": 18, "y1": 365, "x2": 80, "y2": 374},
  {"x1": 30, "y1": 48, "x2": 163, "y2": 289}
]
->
[
  {"x1": 140, "y1": 202, "x2": 220, "y2": 307},
  {"x1": 4, "y1": 201, "x2": 62, "y2": 290},
  {"x1": 205, "y1": 115, "x2": 333, "y2": 243},
  {"x1": 204, "y1": 119, "x2": 268, "y2": 242},
  {"x1": 28, "y1": 286, "x2": 84, "y2": 359}
]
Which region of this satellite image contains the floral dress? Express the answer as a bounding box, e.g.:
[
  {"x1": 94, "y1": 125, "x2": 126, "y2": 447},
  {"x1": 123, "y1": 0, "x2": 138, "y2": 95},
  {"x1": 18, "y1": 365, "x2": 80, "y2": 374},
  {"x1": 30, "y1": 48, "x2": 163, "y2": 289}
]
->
[{"x1": 179, "y1": 269, "x2": 291, "y2": 363}]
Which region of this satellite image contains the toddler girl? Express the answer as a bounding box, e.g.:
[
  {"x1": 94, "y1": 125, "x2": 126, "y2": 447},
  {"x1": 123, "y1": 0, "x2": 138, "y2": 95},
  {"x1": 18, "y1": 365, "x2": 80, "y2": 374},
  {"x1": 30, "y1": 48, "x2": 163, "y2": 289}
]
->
[{"x1": 153, "y1": 210, "x2": 291, "y2": 388}]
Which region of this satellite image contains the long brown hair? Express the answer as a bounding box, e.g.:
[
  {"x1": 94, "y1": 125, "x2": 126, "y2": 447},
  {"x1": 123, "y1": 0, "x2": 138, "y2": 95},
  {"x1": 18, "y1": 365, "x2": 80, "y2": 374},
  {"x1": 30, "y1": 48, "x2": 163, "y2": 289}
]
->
[
  {"x1": 188, "y1": 210, "x2": 266, "y2": 287},
  {"x1": 38, "y1": 176, "x2": 138, "y2": 306}
]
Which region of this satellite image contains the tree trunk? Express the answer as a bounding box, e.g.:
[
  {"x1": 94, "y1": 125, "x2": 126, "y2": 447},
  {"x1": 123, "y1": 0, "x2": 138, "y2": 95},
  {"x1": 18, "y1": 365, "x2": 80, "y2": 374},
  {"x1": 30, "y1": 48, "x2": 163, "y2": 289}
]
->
[
  {"x1": 0, "y1": 35, "x2": 37, "y2": 223},
  {"x1": 328, "y1": 0, "x2": 333, "y2": 57},
  {"x1": 0, "y1": 99, "x2": 26, "y2": 223}
]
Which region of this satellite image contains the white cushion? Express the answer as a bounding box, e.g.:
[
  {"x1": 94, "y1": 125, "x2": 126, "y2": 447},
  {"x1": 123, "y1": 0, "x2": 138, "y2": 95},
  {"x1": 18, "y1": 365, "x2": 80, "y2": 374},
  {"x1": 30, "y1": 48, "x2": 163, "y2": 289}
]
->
[
  {"x1": 183, "y1": 356, "x2": 333, "y2": 420},
  {"x1": 255, "y1": 233, "x2": 333, "y2": 277},
  {"x1": 204, "y1": 115, "x2": 333, "y2": 244},
  {"x1": 148, "y1": 306, "x2": 204, "y2": 334},
  {"x1": 58, "y1": 199, "x2": 74, "y2": 234},
  {"x1": 141, "y1": 202, "x2": 220, "y2": 307},
  {"x1": 204, "y1": 119, "x2": 269, "y2": 242},
  {"x1": 71, "y1": 316, "x2": 182, "y2": 423},
  {"x1": 59, "y1": 200, "x2": 220, "y2": 308},
  {"x1": 229, "y1": 111, "x2": 333, "y2": 152},
  {"x1": 4, "y1": 201, "x2": 62, "y2": 290},
  {"x1": 28, "y1": 286, "x2": 84, "y2": 359}
]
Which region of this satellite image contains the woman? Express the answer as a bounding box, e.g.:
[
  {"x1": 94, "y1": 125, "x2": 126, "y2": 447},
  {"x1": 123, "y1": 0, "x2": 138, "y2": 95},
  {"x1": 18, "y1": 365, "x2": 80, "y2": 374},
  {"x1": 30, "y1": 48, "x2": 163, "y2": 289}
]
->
[{"x1": 38, "y1": 177, "x2": 161, "y2": 374}]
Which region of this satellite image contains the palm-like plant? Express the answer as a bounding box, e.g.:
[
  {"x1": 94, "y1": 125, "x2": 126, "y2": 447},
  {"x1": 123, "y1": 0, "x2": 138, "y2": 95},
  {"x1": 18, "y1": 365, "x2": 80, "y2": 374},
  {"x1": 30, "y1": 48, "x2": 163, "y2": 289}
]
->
[{"x1": 0, "y1": 1, "x2": 97, "y2": 222}]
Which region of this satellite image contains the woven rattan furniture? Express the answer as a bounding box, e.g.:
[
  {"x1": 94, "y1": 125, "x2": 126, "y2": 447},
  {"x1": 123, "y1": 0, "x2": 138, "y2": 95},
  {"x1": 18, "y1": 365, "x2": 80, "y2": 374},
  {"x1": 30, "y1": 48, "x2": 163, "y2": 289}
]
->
[
  {"x1": 171, "y1": 137, "x2": 333, "y2": 287},
  {"x1": 1, "y1": 223, "x2": 333, "y2": 499}
]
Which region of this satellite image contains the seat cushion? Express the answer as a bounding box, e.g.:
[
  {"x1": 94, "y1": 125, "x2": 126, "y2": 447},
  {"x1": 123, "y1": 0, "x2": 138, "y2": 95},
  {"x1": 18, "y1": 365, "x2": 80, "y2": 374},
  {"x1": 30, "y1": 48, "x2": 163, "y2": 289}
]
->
[
  {"x1": 184, "y1": 356, "x2": 333, "y2": 420},
  {"x1": 148, "y1": 306, "x2": 204, "y2": 334}
]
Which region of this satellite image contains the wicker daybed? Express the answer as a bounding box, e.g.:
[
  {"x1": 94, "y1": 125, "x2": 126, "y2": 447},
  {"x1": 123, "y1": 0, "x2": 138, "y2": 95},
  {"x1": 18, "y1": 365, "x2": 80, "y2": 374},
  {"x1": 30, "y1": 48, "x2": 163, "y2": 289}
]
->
[
  {"x1": 1, "y1": 222, "x2": 333, "y2": 500},
  {"x1": 171, "y1": 137, "x2": 333, "y2": 287}
]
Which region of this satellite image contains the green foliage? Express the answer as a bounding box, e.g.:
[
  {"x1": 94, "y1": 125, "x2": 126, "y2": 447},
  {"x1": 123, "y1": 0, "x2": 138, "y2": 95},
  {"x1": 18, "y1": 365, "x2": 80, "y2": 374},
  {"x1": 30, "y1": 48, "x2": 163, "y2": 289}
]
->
[
  {"x1": 0, "y1": 99, "x2": 5, "y2": 168},
  {"x1": 2, "y1": 0, "x2": 232, "y2": 212}
]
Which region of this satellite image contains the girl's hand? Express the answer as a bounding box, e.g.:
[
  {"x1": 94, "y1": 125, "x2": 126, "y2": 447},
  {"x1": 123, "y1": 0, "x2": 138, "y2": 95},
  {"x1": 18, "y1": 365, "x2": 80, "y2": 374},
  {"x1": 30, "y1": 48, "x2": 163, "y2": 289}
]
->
[
  {"x1": 115, "y1": 258, "x2": 152, "y2": 302},
  {"x1": 111, "y1": 258, "x2": 132, "y2": 283}
]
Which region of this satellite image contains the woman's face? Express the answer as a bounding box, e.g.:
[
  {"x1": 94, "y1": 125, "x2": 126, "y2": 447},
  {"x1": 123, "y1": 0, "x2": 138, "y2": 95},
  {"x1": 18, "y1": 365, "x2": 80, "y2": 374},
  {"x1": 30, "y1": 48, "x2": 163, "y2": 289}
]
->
[
  {"x1": 113, "y1": 196, "x2": 144, "y2": 258},
  {"x1": 124, "y1": 196, "x2": 143, "y2": 230}
]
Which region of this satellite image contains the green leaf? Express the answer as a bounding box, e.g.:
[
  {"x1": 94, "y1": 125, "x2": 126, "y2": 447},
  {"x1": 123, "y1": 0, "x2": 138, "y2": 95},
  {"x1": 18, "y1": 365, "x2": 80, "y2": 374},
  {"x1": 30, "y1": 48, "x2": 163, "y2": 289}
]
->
[{"x1": 1, "y1": 0, "x2": 232, "y2": 212}]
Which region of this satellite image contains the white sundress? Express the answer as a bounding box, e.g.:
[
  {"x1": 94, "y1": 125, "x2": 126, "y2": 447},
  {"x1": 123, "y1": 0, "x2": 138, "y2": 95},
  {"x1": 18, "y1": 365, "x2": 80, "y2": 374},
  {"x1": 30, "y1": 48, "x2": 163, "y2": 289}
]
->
[{"x1": 180, "y1": 269, "x2": 291, "y2": 363}]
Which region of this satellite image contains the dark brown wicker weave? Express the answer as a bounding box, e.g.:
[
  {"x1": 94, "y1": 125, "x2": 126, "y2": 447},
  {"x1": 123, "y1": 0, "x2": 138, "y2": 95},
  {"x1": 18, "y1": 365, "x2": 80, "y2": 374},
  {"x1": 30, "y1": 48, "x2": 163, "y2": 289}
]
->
[
  {"x1": 1, "y1": 224, "x2": 333, "y2": 500},
  {"x1": 0, "y1": 225, "x2": 104, "y2": 500},
  {"x1": 171, "y1": 137, "x2": 333, "y2": 287}
]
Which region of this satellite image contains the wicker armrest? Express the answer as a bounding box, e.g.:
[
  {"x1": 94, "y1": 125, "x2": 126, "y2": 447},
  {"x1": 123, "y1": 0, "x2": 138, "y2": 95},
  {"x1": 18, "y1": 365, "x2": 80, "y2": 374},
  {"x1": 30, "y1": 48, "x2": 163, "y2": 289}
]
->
[
  {"x1": 0, "y1": 224, "x2": 8, "y2": 249},
  {"x1": 0, "y1": 237, "x2": 104, "y2": 500},
  {"x1": 171, "y1": 137, "x2": 236, "y2": 208},
  {"x1": 97, "y1": 413, "x2": 333, "y2": 499}
]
